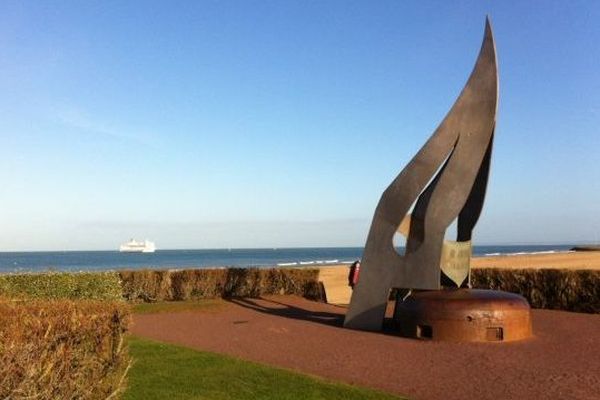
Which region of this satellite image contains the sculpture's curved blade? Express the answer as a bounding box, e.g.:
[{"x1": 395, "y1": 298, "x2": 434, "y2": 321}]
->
[{"x1": 345, "y1": 18, "x2": 498, "y2": 331}]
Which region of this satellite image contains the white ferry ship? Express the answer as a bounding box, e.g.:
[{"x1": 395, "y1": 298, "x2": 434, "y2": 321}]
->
[{"x1": 119, "y1": 239, "x2": 156, "y2": 253}]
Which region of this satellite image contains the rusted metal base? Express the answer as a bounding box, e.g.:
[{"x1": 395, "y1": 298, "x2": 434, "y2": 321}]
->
[{"x1": 394, "y1": 289, "x2": 533, "y2": 342}]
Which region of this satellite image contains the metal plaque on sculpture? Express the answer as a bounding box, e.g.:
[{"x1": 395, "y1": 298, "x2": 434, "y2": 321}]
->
[{"x1": 440, "y1": 241, "x2": 471, "y2": 287}]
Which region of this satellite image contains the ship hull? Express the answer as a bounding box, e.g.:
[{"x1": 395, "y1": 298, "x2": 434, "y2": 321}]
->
[{"x1": 119, "y1": 240, "x2": 156, "y2": 253}]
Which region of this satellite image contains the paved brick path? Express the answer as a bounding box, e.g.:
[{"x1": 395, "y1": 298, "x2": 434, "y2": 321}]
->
[{"x1": 132, "y1": 296, "x2": 600, "y2": 400}]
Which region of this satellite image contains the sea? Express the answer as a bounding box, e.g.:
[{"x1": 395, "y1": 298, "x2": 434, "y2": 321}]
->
[{"x1": 0, "y1": 245, "x2": 575, "y2": 274}]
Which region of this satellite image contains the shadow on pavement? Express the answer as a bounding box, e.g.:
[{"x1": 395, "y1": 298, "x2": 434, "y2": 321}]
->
[
  {"x1": 225, "y1": 297, "x2": 399, "y2": 335},
  {"x1": 226, "y1": 297, "x2": 345, "y2": 327}
]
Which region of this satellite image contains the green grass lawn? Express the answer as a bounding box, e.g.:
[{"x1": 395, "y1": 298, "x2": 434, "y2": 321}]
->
[{"x1": 124, "y1": 337, "x2": 405, "y2": 400}]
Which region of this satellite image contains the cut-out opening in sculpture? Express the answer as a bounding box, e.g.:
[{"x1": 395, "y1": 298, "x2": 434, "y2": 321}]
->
[
  {"x1": 385, "y1": 290, "x2": 397, "y2": 319},
  {"x1": 393, "y1": 214, "x2": 411, "y2": 256},
  {"x1": 444, "y1": 218, "x2": 459, "y2": 241},
  {"x1": 417, "y1": 324, "x2": 433, "y2": 339},
  {"x1": 392, "y1": 232, "x2": 406, "y2": 256}
]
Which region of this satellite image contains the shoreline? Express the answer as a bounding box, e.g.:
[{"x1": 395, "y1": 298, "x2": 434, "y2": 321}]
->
[{"x1": 1, "y1": 248, "x2": 600, "y2": 274}]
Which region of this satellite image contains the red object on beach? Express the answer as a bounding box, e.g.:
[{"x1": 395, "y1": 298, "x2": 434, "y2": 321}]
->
[{"x1": 348, "y1": 261, "x2": 360, "y2": 288}]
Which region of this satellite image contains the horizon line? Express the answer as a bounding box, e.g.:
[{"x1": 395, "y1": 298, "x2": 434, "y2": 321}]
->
[{"x1": 0, "y1": 242, "x2": 591, "y2": 253}]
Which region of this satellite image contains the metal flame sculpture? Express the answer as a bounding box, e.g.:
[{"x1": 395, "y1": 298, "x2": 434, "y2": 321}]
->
[{"x1": 345, "y1": 18, "x2": 498, "y2": 331}]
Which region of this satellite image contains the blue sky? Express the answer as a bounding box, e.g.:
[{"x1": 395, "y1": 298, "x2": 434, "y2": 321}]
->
[{"x1": 1, "y1": 1, "x2": 599, "y2": 250}]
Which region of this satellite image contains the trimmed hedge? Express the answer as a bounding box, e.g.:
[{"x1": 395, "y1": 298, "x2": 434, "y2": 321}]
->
[
  {"x1": 0, "y1": 268, "x2": 322, "y2": 303},
  {"x1": 471, "y1": 268, "x2": 600, "y2": 313},
  {"x1": 0, "y1": 298, "x2": 130, "y2": 400},
  {"x1": 0, "y1": 271, "x2": 123, "y2": 301},
  {"x1": 2, "y1": 267, "x2": 596, "y2": 314},
  {"x1": 119, "y1": 268, "x2": 322, "y2": 302},
  {"x1": 118, "y1": 270, "x2": 171, "y2": 303}
]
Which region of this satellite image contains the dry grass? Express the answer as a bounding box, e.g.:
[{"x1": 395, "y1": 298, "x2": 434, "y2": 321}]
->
[
  {"x1": 0, "y1": 298, "x2": 131, "y2": 400},
  {"x1": 119, "y1": 268, "x2": 323, "y2": 303}
]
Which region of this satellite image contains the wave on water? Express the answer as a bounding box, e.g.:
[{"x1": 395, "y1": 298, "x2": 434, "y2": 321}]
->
[{"x1": 278, "y1": 259, "x2": 346, "y2": 267}]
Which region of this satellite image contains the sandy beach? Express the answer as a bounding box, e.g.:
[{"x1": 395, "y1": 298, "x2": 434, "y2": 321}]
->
[
  {"x1": 471, "y1": 249, "x2": 600, "y2": 270},
  {"x1": 318, "y1": 250, "x2": 600, "y2": 305}
]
